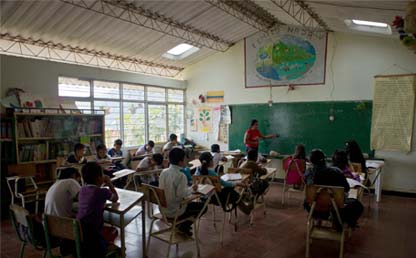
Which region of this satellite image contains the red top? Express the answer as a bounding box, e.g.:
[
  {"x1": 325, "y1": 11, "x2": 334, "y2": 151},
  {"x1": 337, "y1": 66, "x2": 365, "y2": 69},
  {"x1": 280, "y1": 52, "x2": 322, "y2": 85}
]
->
[{"x1": 245, "y1": 128, "x2": 261, "y2": 148}]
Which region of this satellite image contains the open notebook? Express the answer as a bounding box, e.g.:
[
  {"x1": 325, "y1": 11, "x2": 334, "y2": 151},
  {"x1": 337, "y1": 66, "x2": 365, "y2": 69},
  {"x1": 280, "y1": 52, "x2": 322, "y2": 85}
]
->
[
  {"x1": 347, "y1": 178, "x2": 367, "y2": 189},
  {"x1": 194, "y1": 184, "x2": 215, "y2": 195}
]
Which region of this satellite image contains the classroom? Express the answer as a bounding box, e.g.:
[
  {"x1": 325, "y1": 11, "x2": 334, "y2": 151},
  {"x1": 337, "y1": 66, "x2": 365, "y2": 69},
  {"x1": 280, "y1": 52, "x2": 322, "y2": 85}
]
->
[{"x1": 1, "y1": 1, "x2": 416, "y2": 258}]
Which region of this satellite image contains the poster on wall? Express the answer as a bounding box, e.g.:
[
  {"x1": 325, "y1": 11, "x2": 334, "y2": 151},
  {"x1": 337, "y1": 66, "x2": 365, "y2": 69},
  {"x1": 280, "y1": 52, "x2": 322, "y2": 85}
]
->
[
  {"x1": 245, "y1": 25, "x2": 327, "y2": 87},
  {"x1": 197, "y1": 106, "x2": 213, "y2": 133}
]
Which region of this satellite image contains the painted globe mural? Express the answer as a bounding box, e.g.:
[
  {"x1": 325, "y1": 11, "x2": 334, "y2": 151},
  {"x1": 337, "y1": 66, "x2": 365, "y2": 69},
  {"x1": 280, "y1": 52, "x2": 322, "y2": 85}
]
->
[{"x1": 256, "y1": 35, "x2": 316, "y2": 81}]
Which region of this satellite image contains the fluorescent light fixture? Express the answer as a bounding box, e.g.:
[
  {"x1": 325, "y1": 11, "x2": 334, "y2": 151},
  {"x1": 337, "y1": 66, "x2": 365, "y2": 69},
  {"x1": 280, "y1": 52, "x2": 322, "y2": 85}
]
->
[
  {"x1": 344, "y1": 19, "x2": 392, "y2": 35},
  {"x1": 167, "y1": 43, "x2": 194, "y2": 56},
  {"x1": 352, "y1": 19, "x2": 388, "y2": 28},
  {"x1": 163, "y1": 43, "x2": 200, "y2": 60}
]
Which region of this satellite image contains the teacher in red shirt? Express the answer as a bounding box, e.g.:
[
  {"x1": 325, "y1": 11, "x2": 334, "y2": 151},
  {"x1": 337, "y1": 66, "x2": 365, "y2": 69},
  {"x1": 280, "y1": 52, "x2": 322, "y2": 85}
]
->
[{"x1": 244, "y1": 119, "x2": 278, "y2": 152}]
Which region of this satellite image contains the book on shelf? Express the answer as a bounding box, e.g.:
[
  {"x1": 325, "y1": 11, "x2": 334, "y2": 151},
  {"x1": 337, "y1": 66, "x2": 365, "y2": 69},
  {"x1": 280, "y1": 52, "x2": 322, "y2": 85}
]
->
[{"x1": 19, "y1": 143, "x2": 47, "y2": 162}]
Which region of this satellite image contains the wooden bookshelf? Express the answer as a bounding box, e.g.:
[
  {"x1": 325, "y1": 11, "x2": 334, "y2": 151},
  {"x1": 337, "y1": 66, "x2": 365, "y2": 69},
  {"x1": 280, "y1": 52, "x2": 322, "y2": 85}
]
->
[{"x1": 12, "y1": 108, "x2": 105, "y2": 165}]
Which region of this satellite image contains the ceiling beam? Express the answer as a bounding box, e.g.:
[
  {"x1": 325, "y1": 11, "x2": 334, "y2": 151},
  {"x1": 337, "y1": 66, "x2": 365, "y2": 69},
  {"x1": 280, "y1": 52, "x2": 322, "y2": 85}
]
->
[
  {"x1": 270, "y1": 0, "x2": 331, "y2": 34},
  {"x1": 205, "y1": 0, "x2": 284, "y2": 32},
  {"x1": 60, "y1": 0, "x2": 233, "y2": 52},
  {"x1": 0, "y1": 33, "x2": 184, "y2": 78}
]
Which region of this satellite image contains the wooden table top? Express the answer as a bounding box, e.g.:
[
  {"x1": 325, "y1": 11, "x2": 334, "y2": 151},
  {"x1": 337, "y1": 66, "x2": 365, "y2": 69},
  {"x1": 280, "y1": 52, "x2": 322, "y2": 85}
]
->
[{"x1": 105, "y1": 188, "x2": 143, "y2": 214}]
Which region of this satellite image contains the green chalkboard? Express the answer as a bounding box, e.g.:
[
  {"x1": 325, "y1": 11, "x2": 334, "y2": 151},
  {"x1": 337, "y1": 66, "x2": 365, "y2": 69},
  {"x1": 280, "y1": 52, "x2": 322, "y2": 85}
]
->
[{"x1": 229, "y1": 101, "x2": 372, "y2": 156}]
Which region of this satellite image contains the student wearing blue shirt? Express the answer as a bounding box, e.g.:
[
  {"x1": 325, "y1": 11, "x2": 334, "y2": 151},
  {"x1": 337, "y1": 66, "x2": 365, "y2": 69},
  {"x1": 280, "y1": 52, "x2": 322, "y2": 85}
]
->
[
  {"x1": 195, "y1": 152, "x2": 241, "y2": 209},
  {"x1": 107, "y1": 139, "x2": 123, "y2": 157}
]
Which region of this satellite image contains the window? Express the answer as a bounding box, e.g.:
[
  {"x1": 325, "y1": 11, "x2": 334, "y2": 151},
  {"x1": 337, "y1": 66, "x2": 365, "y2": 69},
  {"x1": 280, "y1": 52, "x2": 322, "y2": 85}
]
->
[
  {"x1": 58, "y1": 77, "x2": 90, "y2": 97},
  {"x1": 148, "y1": 105, "x2": 167, "y2": 143},
  {"x1": 58, "y1": 77, "x2": 185, "y2": 147},
  {"x1": 123, "y1": 102, "x2": 145, "y2": 147}
]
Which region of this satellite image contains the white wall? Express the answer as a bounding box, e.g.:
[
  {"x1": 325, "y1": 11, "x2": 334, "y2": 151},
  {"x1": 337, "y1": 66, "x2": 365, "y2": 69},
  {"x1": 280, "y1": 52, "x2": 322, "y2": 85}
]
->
[
  {"x1": 0, "y1": 55, "x2": 186, "y2": 105},
  {"x1": 181, "y1": 32, "x2": 416, "y2": 193}
]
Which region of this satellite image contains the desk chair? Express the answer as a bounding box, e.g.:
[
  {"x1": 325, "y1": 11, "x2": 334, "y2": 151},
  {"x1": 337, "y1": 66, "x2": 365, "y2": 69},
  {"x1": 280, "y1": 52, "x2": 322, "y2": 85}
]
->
[
  {"x1": 282, "y1": 157, "x2": 306, "y2": 206},
  {"x1": 42, "y1": 214, "x2": 120, "y2": 258},
  {"x1": 349, "y1": 162, "x2": 371, "y2": 209},
  {"x1": 142, "y1": 184, "x2": 209, "y2": 258},
  {"x1": 305, "y1": 185, "x2": 347, "y2": 258},
  {"x1": 6, "y1": 176, "x2": 45, "y2": 214},
  {"x1": 10, "y1": 205, "x2": 47, "y2": 258}
]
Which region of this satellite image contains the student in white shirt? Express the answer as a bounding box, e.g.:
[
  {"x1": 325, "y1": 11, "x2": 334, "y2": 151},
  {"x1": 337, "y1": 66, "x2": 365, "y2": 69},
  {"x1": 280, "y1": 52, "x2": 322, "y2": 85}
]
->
[
  {"x1": 163, "y1": 133, "x2": 179, "y2": 155},
  {"x1": 136, "y1": 153, "x2": 164, "y2": 185},
  {"x1": 44, "y1": 168, "x2": 81, "y2": 217},
  {"x1": 159, "y1": 148, "x2": 206, "y2": 236},
  {"x1": 135, "y1": 140, "x2": 155, "y2": 156},
  {"x1": 210, "y1": 144, "x2": 227, "y2": 173}
]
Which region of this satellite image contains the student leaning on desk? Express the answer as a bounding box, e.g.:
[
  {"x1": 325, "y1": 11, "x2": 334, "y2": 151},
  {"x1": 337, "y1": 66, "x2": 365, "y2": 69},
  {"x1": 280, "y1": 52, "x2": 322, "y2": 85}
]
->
[{"x1": 159, "y1": 148, "x2": 207, "y2": 236}]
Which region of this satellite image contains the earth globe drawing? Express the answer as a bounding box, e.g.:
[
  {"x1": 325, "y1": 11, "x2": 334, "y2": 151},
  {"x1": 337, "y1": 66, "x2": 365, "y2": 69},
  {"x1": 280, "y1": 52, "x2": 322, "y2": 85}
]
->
[{"x1": 256, "y1": 35, "x2": 316, "y2": 81}]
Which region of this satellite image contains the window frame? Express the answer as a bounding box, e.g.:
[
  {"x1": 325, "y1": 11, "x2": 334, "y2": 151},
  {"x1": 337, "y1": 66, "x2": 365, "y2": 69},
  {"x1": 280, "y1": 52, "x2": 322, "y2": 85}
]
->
[{"x1": 58, "y1": 76, "x2": 186, "y2": 147}]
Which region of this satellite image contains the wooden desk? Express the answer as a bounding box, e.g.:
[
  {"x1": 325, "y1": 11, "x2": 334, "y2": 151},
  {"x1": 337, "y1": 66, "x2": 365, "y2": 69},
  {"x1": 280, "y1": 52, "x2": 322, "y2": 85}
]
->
[
  {"x1": 104, "y1": 188, "x2": 144, "y2": 258},
  {"x1": 366, "y1": 160, "x2": 385, "y2": 203},
  {"x1": 260, "y1": 167, "x2": 277, "y2": 180}
]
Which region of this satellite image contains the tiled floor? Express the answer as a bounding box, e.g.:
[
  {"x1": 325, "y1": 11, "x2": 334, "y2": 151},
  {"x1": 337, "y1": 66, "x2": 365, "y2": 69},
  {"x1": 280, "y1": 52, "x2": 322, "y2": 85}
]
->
[{"x1": 2, "y1": 183, "x2": 416, "y2": 258}]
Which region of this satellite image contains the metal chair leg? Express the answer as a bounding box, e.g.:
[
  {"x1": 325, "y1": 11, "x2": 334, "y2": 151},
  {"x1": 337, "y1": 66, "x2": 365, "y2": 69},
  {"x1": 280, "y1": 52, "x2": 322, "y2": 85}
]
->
[{"x1": 19, "y1": 242, "x2": 26, "y2": 258}]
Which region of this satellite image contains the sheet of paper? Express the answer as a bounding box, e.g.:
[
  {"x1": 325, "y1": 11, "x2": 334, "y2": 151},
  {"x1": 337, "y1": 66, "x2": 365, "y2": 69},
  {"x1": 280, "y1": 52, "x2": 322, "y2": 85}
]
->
[
  {"x1": 221, "y1": 173, "x2": 242, "y2": 181},
  {"x1": 347, "y1": 178, "x2": 367, "y2": 189}
]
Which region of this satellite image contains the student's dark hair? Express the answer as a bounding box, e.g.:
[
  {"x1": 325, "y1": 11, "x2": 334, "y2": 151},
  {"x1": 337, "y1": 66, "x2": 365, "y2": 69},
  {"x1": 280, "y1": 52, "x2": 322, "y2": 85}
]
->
[
  {"x1": 211, "y1": 144, "x2": 220, "y2": 153},
  {"x1": 74, "y1": 143, "x2": 85, "y2": 152},
  {"x1": 250, "y1": 119, "x2": 258, "y2": 127},
  {"x1": 148, "y1": 140, "x2": 155, "y2": 148},
  {"x1": 114, "y1": 139, "x2": 123, "y2": 146},
  {"x1": 332, "y1": 149, "x2": 349, "y2": 170},
  {"x1": 59, "y1": 167, "x2": 79, "y2": 180},
  {"x1": 293, "y1": 144, "x2": 306, "y2": 160},
  {"x1": 345, "y1": 139, "x2": 367, "y2": 172},
  {"x1": 96, "y1": 144, "x2": 107, "y2": 152},
  {"x1": 152, "y1": 153, "x2": 164, "y2": 166},
  {"x1": 247, "y1": 149, "x2": 258, "y2": 161},
  {"x1": 199, "y1": 152, "x2": 213, "y2": 175},
  {"x1": 81, "y1": 162, "x2": 103, "y2": 185},
  {"x1": 169, "y1": 133, "x2": 178, "y2": 141},
  {"x1": 168, "y1": 148, "x2": 185, "y2": 165},
  {"x1": 309, "y1": 149, "x2": 326, "y2": 166}
]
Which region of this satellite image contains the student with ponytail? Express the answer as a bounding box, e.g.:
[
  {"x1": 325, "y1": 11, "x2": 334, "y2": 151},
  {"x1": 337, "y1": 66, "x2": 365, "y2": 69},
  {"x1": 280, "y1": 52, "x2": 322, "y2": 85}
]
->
[{"x1": 195, "y1": 152, "x2": 242, "y2": 208}]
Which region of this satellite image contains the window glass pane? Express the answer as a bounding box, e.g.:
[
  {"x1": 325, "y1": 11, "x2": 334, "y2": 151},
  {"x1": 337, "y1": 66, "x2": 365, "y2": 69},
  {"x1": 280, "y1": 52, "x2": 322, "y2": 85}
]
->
[
  {"x1": 75, "y1": 101, "x2": 91, "y2": 114},
  {"x1": 94, "y1": 101, "x2": 120, "y2": 145},
  {"x1": 58, "y1": 77, "x2": 90, "y2": 97},
  {"x1": 123, "y1": 84, "x2": 144, "y2": 101},
  {"x1": 123, "y1": 102, "x2": 145, "y2": 147},
  {"x1": 168, "y1": 89, "x2": 184, "y2": 103},
  {"x1": 168, "y1": 104, "x2": 184, "y2": 141},
  {"x1": 147, "y1": 87, "x2": 166, "y2": 102},
  {"x1": 94, "y1": 81, "x2": 120, "y2": 99},
  {"x1": 148, "y1": 105, "x2": 167, "y2": 142}
]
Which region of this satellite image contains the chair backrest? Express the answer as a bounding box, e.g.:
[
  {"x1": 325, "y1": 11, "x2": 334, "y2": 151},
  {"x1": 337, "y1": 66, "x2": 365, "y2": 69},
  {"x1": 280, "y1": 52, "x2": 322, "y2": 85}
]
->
[
  {"x1": 141, "y1": 183, "x2": 167, "y2": 208},
  {"x1": 10, "y1": 204, "x2": 30, "y2": 227},
  {"x1": 305, "y1": 185, "x2": 345, "y2": 213},
  {"x1": 42, "y1": 214, "x2": 82, "y2": 241},
  {"x1": 192, "y1": 175, "x2": 222, "y2": 192},
  {"x1": 283, "y1": 156, "x2": 306, "y2": 174}
]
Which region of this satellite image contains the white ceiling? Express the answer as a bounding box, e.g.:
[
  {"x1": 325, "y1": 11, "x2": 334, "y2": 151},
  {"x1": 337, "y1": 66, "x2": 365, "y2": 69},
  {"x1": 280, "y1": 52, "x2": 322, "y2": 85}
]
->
[{"x1": 0, "y1": 0, "x2": 409, "y2": 75}]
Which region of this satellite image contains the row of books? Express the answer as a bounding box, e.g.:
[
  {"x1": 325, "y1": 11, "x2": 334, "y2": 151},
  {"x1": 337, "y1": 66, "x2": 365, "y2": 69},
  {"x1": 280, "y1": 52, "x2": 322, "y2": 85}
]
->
[
  {"x1": 17, "y1": 118, "x2": 103, "y2": 138},
  {"x1": 1, "y1": 120, "x2": 12, "y2": 139},
  {"x1": 19, "y1": 144, "x2": 47, "y2": 162},
  {"x1": 48, "y1": 139, "x2": 102, "y2": 160}
]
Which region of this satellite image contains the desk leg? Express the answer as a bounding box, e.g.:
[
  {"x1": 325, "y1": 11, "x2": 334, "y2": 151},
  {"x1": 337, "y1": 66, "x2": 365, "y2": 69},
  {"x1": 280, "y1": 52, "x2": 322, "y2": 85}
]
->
[
  {"x1": 375, "y1": 168, "x2": 382, "y2": 203},
  {"x1": 142, "y1": 198, "x2": 146, "y2": 258},
  {"x1": 120, "y1": 215, "x2": 126, "y2": 258}
]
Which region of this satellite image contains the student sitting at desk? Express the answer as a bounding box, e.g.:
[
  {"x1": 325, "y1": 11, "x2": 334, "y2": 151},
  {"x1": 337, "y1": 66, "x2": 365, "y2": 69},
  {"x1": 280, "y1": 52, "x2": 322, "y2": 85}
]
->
[
  {"x1": 345, "y1": 139, "x2": 367, "y2": 175},
  {"x1": 136, "y1": 153, "x2": 164, "y2": 185},
  {"x1": 45, "y1": 167, "x2": 81, "y2": 218},
  {"x1": 332, "y1": 149, "x2": 361, "y2": 182},
  {"x1": 211, "y1": 144, "x2": 227, "y2": 173},
  {"x1": 163, "y1": 133, "x2": 180, "y2": 155},
  {"x1": 135, "y1": 140, "x2": 155, "y2": 156},
  {"x1": 283, "y1": 144, "x2": 307, "y2": 187},
  {"x1": 159, "y1": 148, "x2": 206, "y2": 236},
  {"x1": 239, "y1": 149, "x2": 267, "y2": 177},
  {"x1": 107, "y1": 139, "x2": 123, "y2": 157},
  {"x1": 304, "y1": 149, "x2": 364, "y2": 229},
  {"x1": 77, "y1": 162, "x2": 119, "y2": 258},
  {"x1": 195, "y1": 152, "x2": 241, "y2": 208},
  {"x1": 67, "y1": 143, "x2": 87, "y2": 164}
]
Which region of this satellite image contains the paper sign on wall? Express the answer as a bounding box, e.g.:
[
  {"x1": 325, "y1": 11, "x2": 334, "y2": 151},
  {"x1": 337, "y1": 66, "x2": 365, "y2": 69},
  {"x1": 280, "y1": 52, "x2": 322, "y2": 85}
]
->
[{"x1": 197, "y1": 106, "x2": 213, "y2": 133}]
